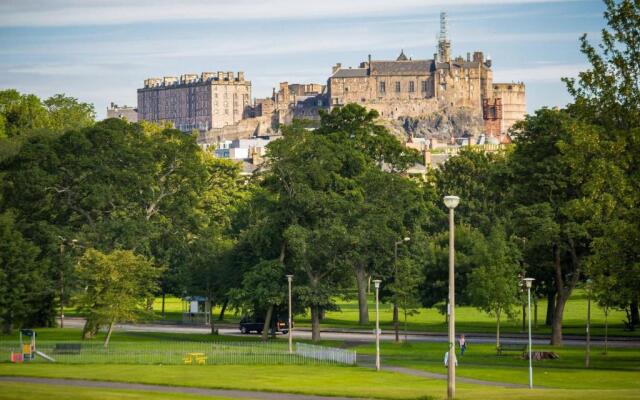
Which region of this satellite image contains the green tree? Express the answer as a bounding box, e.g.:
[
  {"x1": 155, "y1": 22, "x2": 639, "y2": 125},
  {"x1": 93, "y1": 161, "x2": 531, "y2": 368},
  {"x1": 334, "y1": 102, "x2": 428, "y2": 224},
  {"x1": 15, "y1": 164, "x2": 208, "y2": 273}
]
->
[
  {"x1": 563, "y1": 0, "x2": 640, "y2": 329},
  {"x1": 75, "y1": 248, "x2": 162, "y2": 346},
  {"x1": 509, "y1": 109, "x2": 591, "y2": 345},
  {"x1": 468, "y1": 224, "x2": 522, "y2": 348},
  {"x1": 43, "y1": 94, "x2": 95, "y2": 132},
  {"x1": 390, "y1": 257, "x2": 422, "y2": 342},
  {"x1": 230, "y1": 259, "x2": 287, "y2": 341},
  {"x1": 0, "y1": 212, "x2": 49, "y2": 333}
]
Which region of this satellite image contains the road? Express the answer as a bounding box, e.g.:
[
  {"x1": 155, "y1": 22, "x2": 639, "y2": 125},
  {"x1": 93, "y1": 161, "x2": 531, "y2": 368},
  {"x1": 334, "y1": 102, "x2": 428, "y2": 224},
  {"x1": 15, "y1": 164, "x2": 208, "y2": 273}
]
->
[{"x1": 60, "y1": 317, "x2": 640, "y2": 347}]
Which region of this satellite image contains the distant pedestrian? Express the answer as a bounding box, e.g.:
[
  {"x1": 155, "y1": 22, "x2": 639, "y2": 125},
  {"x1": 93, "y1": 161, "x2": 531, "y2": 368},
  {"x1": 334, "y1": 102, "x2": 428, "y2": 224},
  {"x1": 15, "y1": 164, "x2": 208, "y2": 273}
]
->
[
  {"x1": 444, "y1": 351, "x2": 458, "y2": 368},
  {"x1": 460, "y1": 334, "x2": 467, "y2": 356}
]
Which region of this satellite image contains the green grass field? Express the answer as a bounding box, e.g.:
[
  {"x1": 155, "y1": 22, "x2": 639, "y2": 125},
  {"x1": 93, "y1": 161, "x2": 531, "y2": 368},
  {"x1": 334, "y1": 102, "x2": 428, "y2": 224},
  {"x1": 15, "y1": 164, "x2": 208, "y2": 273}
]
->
[
  {"x1": 1, "y1": 363, "x2": 639, "y2": 400},
  {"x1": 354, "y1": 341, "x2": 640, "y2": 390},
  {"x1": 0, "y1": 381, "x2": 237, "y2": 400},
  {"x1": 0, "y1": 328, "x2": 638, "y2": 399},
  {"x1": 141, "y1": 290, "x2": 636, "y2": 338},
  {"x1": 61, "y1": 287, "x2": 637, "y2": 339}
]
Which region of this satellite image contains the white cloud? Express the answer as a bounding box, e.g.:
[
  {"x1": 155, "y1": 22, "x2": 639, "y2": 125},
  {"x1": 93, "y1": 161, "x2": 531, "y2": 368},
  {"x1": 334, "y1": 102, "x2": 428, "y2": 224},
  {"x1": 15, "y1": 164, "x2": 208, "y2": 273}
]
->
[{"x1": 0, "y1": 0, "x2": 582, "y2": 27}]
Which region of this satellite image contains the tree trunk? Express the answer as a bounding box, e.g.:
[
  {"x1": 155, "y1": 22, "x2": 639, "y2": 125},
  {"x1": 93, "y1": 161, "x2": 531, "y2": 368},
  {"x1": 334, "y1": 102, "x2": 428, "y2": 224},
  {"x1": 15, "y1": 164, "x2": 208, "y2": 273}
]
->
[
  {"x1": 631, "y1": 300, "x2": 640, "y2": 329},
  {"x1": 209, "y1": 300, "x2": 216, "y2": 335},
  {"x1": 311, "y1": 305, "x2": 321, "y2": 342},
  {"x1": 534, "y1": 300, "x2": 538, "y2": 329},
  {"x1": 261, "y1": 304, "x2": 274, "y2": 341},
  {"x1": 161, "y1": 291, "x2": 166, "y2": 318},
  {"x1": 522, "y1": 304, "x2": 526, "y2": 332},
  {"x1": 604, "y1": 307, "x2": 609, "y2": 355},
  {"x1": 545, "y1": 291, "x2": 555, "y2": 326},
  {"x1": 551, "y1": 292, "x2": 568, "y2": 345},
  {"x1": 404, "y1": 309, "x2": 409, "y2": 343},
  {"x1": 82, "y1": 319, "x2": 100, "y2": 339},
  {"x1": 393, "y1": 304, "x2": 400, "y2": 342},
  {"x1": 146, "y1": 297, "x2": 154, "y2": 312},
  {"x1": 218, "y1": 299, "x2": 228, "y2": 321},
  {"x1": 496, "y1": 309, "x2": 501, "y2": 350},
  {"x1": 355, "y1": 266, "x2": 369, "y2": 325},
  {"x1": 103, "y1": 319, "x2": 115, "y2": 348},
  {"x1": 551, "y1": 242, "x2": 580, "y2": 346}
]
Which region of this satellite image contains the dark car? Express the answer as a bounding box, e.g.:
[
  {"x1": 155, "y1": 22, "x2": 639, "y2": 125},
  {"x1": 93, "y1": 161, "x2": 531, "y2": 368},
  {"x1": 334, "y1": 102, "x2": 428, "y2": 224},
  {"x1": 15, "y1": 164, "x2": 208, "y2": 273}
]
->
[{"x1": 239, "y1": 314, "x2": 290, "y2": 335}]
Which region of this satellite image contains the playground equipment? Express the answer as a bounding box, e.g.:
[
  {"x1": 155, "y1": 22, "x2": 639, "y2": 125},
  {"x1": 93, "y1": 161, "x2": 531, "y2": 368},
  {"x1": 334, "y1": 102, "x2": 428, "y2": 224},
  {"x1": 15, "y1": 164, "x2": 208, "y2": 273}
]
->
[{"x1": 15, "y1": 329, "x2": 55, "y2": 362}]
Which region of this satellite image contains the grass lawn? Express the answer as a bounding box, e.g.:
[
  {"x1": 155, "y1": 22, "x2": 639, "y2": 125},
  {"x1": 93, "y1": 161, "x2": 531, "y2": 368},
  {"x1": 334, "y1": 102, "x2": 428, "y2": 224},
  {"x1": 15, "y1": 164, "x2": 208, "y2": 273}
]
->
[
  {"x1": 302, "y1": 289, "x2": 636, "y2": 337},
  {"x1": 143, "y1": 290, "x2": 636, "y2": 338},
  {"x1": 0, "y1": 363, "x2": 639, "y2": 400},
  {"x1": 65, "y1": 288, "x2": 636, "y2": 338},
  {"x1": 0, "y1": 381, "x2": 238, "y2": 400},
  {"x1": 354, "y1": 341, "x2": 640, "y2": 390}
]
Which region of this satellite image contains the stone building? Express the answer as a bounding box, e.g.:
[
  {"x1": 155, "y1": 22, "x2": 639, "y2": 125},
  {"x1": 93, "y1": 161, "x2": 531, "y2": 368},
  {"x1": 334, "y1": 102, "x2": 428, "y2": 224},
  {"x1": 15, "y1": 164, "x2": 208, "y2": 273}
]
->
[
  {"x1": 106, "y1": 103, "x2": 138, "y2": 122},
  {"x1": 254, "y1": 81, "x2": 326, "y2": 125},
  {"x1": 137, "y1": 71, "x2": 251, "y2": 132},
  {"x1": 327, "y1": 12, "x2": 525, "y2": 135}
]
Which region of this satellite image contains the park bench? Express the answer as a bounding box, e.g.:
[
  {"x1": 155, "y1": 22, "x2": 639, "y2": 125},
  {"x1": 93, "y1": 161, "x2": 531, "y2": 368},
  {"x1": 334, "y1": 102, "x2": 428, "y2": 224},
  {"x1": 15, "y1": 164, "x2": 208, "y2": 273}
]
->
[
  {"x1": 53, "y1": 343, "x2": 82, "y2": 354},
  {"x1": 496, "y1": 343, "x2": 526, "y2": 356}
]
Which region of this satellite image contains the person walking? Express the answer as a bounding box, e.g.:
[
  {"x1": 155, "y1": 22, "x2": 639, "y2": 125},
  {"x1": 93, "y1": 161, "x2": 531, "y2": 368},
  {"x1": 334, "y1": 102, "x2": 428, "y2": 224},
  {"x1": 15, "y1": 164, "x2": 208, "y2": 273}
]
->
[
  {"x1": 444, "y1": 351, "x2": 458, "y2": 367},
  {"x1": 460, "y1": 334, "x2": 467, "y2": 356}
]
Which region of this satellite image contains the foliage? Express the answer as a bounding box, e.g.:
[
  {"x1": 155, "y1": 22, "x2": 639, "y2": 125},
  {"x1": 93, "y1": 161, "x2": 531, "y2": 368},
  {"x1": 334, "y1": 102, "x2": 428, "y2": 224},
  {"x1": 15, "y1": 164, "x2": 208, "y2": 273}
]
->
[
  {"x1": 0, "y1": 89, "x2": 94, "y2": 138},
  {"x1": 468, "y1": 224, "x2": 522, "y2": 347},
  {"x1": 563, "y1": 0, "x2": 640, "y2": 329},
  {"x1": 75, "y1": 248, "x2": 162, "y2": 345},
  {"x1": 0, "y1": 211, "x2": 50, "y2": 333}
]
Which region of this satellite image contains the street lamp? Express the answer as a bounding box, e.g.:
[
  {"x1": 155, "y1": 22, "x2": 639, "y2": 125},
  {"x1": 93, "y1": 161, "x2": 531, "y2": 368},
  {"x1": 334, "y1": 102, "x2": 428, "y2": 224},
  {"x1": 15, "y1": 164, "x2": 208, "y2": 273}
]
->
[
  {"x1": 523, "y1": 277, "x2": 535, "y2": 389},
  {"x1": 585, "y1": 278, "x2": 592, "y2": 368},
  {"x1": 373, "y1": 279, "x2": 382, "y2": 371},
  {"x1": 444, "y1": 195, "x2": 459, "y2": 400},
  {"x1": 393, "y1": 236, "x2": 411, "y2": 343},
  {"x1": 286, "y1": 275, "x2": 294, "y2": 354}
]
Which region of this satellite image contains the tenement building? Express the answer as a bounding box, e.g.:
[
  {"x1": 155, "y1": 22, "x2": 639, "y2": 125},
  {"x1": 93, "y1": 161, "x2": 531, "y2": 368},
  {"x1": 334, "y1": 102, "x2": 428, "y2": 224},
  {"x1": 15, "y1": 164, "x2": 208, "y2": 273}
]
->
[
  {"x1": 327, "y1": 12, "x2": 525, "y2": 135},
  {"x1": 137, "y1": 71, "x2": 251, "y2": 132}
]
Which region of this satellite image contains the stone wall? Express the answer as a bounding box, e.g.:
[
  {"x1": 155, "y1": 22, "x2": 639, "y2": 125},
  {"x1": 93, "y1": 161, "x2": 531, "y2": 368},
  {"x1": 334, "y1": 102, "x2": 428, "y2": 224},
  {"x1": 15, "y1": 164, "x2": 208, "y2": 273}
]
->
[{"x1": 492, "y1": 83, "x2": 525, "y2": 133}]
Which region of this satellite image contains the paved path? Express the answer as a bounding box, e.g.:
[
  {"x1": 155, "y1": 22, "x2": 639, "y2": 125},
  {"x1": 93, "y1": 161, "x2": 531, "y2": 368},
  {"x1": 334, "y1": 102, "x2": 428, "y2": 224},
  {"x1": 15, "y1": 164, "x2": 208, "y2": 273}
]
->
[
  {"x1": 0, "y1": 377, "x2": 371, "y2": 400},
  {"x1": 61, "y1": 317, "x2": 640, "y2": 348},
  {"x1": 356, "y1": 355, "x2": 530, "y2": 389}
]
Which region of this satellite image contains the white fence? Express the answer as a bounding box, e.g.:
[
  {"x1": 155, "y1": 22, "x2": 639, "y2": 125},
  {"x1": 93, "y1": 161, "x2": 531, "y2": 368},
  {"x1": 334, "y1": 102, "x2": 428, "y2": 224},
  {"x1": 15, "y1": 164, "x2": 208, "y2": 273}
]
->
[
  {"x1": 295, "y1": 342, "x2": 357, "y2": 365},
  {"x1": 1, "y1": 340, "x2": 357, "y2": 366}
]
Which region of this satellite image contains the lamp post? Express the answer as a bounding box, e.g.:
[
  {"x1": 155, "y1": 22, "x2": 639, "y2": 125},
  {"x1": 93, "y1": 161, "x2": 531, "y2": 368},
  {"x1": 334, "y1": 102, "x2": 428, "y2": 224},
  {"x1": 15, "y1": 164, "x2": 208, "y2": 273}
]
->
[
  {"x1": 585, "y1": 278, "x2": 592, "y2": 368},
  {"x1": 393, "y1": 237, "x2": 410, "y2": 343},
  {"x1": 373, "y1": 279, "x2": 382, "y2": 371},
  {"x1": 523, "y1": 277, "x2": 535, "y2": 389},
  {"x1": 286, "y1": 275, "x2": 294, "y2": 354},
  {"x1": 443, "y1": 195, "x2": 459, "y2": 400}
]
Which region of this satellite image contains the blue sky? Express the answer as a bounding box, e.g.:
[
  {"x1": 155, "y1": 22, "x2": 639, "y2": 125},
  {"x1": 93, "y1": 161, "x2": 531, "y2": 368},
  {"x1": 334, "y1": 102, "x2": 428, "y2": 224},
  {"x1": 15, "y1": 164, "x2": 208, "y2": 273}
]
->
[{"x1": 0, "y1": 0, "x2": 605, "y2": 119}]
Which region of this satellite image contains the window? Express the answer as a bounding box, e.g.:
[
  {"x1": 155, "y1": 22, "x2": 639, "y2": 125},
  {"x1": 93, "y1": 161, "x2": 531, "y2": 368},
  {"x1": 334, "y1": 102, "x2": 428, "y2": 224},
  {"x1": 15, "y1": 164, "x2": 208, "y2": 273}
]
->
[
  {"x1": 379, "y1": 81, "x2": 386, "y2": 93},
  {"x1": 421, "y1": 81, "x2": 428, "y2": 92},
  {"x1": 395, "y1": 82, "x2": 401, "y2": 93},
  {"x1": 409, "y1": 81, "x2": 415, "y2": 92}
]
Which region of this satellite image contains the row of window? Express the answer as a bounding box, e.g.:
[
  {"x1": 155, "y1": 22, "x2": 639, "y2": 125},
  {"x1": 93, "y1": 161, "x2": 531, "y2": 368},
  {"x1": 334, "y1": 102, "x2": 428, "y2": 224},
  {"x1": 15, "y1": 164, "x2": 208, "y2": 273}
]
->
[{"x1": 379, "y1": 80, "x2": 429, "y2": 93}]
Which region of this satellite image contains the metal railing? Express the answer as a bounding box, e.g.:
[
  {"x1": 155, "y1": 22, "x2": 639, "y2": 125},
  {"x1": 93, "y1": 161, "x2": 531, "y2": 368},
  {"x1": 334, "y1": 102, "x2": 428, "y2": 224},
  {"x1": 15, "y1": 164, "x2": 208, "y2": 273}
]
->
[
  {"x1": 295, "y1": 342, "x2": 357, "y2": 365},
  {"x1": 1, "y1": 340, "x2": 356, "y2": 366}
]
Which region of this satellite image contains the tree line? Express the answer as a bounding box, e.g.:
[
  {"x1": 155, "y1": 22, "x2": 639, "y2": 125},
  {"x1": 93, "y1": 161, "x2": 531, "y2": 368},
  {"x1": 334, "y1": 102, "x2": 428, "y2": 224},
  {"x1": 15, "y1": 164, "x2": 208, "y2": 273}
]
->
[{"x1": 0, "y1": 0, "x2": 637, "y2": 347}]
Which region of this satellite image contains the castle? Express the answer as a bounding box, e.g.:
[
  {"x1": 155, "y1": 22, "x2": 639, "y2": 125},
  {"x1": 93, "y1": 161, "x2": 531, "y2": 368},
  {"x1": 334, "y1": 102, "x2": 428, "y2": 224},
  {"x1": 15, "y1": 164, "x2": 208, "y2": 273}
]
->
[
  {"x1": 134, "y1": 13, "x2": 525, "y2": 142},
  {"x1": 327, "y1": 12, "x2": 525, "y2": 136}
]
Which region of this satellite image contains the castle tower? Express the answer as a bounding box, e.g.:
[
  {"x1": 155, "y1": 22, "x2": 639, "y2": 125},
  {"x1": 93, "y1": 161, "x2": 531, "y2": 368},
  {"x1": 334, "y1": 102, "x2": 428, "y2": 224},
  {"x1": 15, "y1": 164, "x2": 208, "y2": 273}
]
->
[{"x1": 437, "y1": 12, "x2": 451, "y2": 63}]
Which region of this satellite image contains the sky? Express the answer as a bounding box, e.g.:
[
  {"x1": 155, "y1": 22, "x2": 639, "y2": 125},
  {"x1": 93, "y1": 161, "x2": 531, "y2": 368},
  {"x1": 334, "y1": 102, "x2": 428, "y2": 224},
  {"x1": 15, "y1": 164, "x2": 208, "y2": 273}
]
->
[{"x1": 0, "y1": 0, "x2": 606, "y2": 119}]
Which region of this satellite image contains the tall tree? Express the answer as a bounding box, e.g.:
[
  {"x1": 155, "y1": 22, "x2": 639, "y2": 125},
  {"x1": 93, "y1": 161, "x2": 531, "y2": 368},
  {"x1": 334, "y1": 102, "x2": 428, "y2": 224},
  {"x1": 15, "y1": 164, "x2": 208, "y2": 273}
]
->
[
  {"x1": 76, "y1": 249, "x2": 161, "y2": 345},
  {"x1": 509, "y1": 109, "x2": 591, "y2": 345},
  {"x1": 468, "y1": 224, "x2": 522, "y2": 348},
  {"x1": 563, "y1": 0, "x2": 640, "y2": 329},
  {"x1": 0, "y1": 212, "x2": 49, "y2": 333}
]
